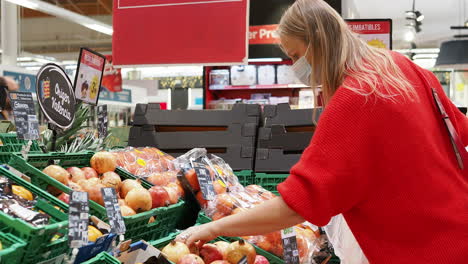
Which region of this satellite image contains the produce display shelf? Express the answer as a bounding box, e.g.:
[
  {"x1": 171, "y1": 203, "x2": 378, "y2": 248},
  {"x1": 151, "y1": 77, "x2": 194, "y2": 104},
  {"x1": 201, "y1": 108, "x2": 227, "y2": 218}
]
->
[
  {"x1": 7, "y1": 152, "x2": 185, "y2": 242},
  {"x1": 0, "y1": 232, "x2": 26, "y2": 264},
  {"x1": 196, "y1": 213, "x2": 284, "y2": 264},
  {"x1": 0, "y1": 133, "x2": 42, "y2": 163},
  {"x1": 81, "y1": 252, "x2": 121, "y2": 264},
  {"x1": 0, "y1": 166, "x2": 69, "y2": 264},
  {"x1": 197, "y1": 213, "x2": 340, "y2": 264}
]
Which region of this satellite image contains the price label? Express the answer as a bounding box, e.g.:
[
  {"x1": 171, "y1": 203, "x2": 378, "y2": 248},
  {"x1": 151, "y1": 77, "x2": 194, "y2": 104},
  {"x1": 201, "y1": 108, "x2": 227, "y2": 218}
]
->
[
  {"x1": 238, "y1": 256, "x2": 248, "y2": 264},
  {"x1": 281, "y1": 227, "x2": 300, "y2": 264},
  {"x1": 9, "y1": 92, "x2": 40, "y2": 140},
  {"x1": 97, "y1": 104, "x2": 108, "y2": 138},
  {"x1": 190, "y1": 157, "x2": 216, "y2": 200},
  {"x1": 101, "y1": 187, "x2": 126, "y2": 235},
  {"x1": 68, "y1": 191, "x2": 89, "y2": 248}
]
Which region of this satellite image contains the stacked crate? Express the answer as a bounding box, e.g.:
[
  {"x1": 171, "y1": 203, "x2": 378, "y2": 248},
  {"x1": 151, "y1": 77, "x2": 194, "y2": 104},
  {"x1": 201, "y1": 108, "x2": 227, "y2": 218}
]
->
[
  {"x1": 255, "y1": 104, "x2": 322, "y2": 193},
  {"x1": 129, "y1": 103, "x2": 261, "y2": 172}
]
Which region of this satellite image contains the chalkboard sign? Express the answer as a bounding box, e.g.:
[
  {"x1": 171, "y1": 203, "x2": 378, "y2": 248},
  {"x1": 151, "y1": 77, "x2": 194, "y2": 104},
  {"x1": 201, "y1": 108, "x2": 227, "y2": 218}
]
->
[
  {"x1": 97, "y1": 105, "x2": 108, "y2": 138},
  {"x1": 68, "y1": 191, "x2": 90, "y2": 248},
  {"x1": 281, "y1": 227, "x2": 300, "y2": 264},
  {"x1": 101, "y1": 187, "x2": 126, "y2": 235},
  {"x1": 36, "y1": 63, "x2": 76, "y2": 130},
  {"x1": 9, "y1": 92, "x2": 40, "y2": 140},
  {"x1": 190, "y1": 157, "x2": 216, "y2": 200}
]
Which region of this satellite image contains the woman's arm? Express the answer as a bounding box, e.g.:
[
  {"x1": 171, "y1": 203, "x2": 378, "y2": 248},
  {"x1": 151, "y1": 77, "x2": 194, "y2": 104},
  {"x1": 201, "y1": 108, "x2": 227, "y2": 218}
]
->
[{"x1": 177, "y1": 197, "x2": 305, "y2": 246}]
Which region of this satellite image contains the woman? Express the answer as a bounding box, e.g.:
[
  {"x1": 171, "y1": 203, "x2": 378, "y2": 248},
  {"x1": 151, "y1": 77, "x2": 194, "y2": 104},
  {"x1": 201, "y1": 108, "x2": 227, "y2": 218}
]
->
[{"x1": 177, "y1": 0, "x2": 468, "y2": 263}]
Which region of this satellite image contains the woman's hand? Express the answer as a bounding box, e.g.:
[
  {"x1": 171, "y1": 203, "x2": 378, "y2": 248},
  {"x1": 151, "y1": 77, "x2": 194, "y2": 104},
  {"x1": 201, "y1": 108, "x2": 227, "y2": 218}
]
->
[{"x1": 176, "y1": 222, "x2": 219, "y2": 248}]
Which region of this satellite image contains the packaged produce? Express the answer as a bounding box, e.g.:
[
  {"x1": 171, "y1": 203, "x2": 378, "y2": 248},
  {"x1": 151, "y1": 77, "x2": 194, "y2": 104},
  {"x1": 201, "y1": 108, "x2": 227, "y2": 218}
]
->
[
  {"x1": 175, "y1": 149, "x2": 332, "y2": 264},
  {"x1": 0, "y1": 175, "x2": 50, "y2": 227}
]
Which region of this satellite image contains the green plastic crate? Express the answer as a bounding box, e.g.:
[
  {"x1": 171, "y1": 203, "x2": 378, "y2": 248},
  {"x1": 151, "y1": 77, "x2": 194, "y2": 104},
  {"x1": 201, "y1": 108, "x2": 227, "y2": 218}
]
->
[
  {"x1": 0, "y1": 133, "x2": 42, "y2": 164},
  {"x1": 0, "y1": 231, "x2": 26, "y2": 264},
  {"x1": 234, "y1": 170, "x2": 255, "y2": 186},
  {"x1": 81, "y1": 252, "x2": 121, "y2": 264},
  {"x1": 8, "y1": 152, "x2": 185, "y2": 242},
  {"x1": 254, "y1": 173, "x2": 289, "y2": 195},
  {"x1": 0, "y1": 166, "x2": 69, "y2": 264}
]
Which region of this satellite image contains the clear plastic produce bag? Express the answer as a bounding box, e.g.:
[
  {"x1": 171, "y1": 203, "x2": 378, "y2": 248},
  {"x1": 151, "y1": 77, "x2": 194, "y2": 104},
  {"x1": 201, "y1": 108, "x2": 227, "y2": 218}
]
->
[{"x1": 324, "y1": 214, "x2": 369, "y2": 264}]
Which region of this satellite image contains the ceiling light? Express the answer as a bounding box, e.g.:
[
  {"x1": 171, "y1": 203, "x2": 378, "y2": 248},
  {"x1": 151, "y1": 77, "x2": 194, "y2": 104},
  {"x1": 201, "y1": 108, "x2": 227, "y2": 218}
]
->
[
  {"x1": 415, "y1": 11, "x2": 424, "y2": 22},
  {"x1": 4, "y1": 0, "x2": 38, "y2": 10},
  {"x1": 83, "y1": 23, "x2": 113, "y2": 35},
  {"x1": 17, "y1": 57, "x2": 33, "y2": 62},
  {"x1": 404, "y1": 30, "x2": 416, "y2": 42},
  {"x1": 4, "y1": 0, "x2": 112, "y2": 35}
]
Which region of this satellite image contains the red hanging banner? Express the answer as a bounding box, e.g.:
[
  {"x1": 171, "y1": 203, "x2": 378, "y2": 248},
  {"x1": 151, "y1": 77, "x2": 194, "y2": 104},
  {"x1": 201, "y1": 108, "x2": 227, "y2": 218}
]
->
[{"x1": 113, "y1": 0, "x2": 249, "y2": 66}]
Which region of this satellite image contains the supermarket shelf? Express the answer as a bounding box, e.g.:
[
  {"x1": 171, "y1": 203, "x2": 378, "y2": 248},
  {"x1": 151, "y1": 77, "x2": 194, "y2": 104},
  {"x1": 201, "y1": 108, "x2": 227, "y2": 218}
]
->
[{"x1": 209, "y1": 84, "x2": 310, "y2": 90}]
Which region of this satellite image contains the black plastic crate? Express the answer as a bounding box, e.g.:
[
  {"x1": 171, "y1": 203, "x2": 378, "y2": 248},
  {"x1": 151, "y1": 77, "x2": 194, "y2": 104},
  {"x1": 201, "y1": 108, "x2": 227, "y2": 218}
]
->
[
  {"x1": 133, "y1": 103, "x2": 261, "y2": 126},
  {"x1": 263, "y1": 103, "x2": 321, "y2": 127},
  {"x1": 128, "y1": 104, "x2": 261, "y2": 171}
]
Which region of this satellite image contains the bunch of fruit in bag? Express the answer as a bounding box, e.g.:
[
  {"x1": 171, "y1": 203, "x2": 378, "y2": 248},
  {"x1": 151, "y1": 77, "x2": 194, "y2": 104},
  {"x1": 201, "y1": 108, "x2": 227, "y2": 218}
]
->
[
  {"x1": 41, "y1": 151, "x2": 183, "y2": 217},
  {"x1": 175, "y1": 149, "x2": 331, "y2": 264},
  {"x1": 161, "y1": 237, "x2": 270, "y2": 264}
]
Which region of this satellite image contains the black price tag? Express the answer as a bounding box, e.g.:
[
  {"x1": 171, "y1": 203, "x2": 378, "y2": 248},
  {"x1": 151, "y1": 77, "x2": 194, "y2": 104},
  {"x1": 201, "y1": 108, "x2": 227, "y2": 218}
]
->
[
  {"x1": 281, "y1": 227, "x2": 300, "y2": 264},
  {"x1": 97, "y1": 105, "x2": 108, "y2": 138},
  {"x1": 190, "y1": 158, "x2": 216, "y2": 200},
  {"x1": 68, "y1": 191, "x2": 89, "y2": 248},
  {"x1": 101, "y1": 187, "x2": 126, "y2": 235},
  {"x1": 9, "y1": 92, "x2": 39, "y2": 140}
]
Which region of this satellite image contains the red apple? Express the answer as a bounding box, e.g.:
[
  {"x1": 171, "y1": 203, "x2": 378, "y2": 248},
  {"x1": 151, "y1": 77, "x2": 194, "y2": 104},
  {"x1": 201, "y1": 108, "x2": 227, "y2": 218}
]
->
[
  {"x1": 200, "y1": 244, "x2": 223, "y2": 264},
  {"x1": 58, "y1": 193, "x2": 69, "y2": 204},
  {"x1": 163, "y1": 186, "x2": 179, "y2": 204},
  {"x1": 254, "y1": 255, "x2": 270, "y2": 264},
  {"x1": 81, "y1": 167, "x2": 98, "y2": 179},
  {"x1": 148, "y1": 186, "x2": 170, "y2": 208},
  {"x1": 67, "y1": 167, "x2": 86, "y2": 182},
  {"x1": 177, "y1": 254, "x2": 205, "y2": 264}
]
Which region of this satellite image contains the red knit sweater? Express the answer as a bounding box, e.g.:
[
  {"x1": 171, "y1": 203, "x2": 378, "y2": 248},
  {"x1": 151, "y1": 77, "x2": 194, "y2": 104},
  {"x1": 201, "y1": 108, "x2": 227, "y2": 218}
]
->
[{"x1": 278, "y1": 52, "x2": 468, "y2": 264}]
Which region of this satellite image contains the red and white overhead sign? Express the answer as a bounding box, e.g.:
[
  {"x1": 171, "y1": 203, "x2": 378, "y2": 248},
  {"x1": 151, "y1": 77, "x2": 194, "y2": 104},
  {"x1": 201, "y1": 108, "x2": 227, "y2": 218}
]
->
[
  {"x1": 249, "y1": 24, "x2": 280, "y2": 45},
  {"x1": 113, "y1": 0, "x2": 249, "y2": 66},
  {"x1": 346, "y1": 19, "x2": 392, "y2": 49}
]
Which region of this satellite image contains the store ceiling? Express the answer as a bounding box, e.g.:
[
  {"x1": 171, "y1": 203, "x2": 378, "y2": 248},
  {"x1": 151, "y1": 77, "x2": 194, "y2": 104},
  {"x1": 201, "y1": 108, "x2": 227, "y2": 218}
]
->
[{"x1": 15, "y1": 0, "x2": 468, "y2": 62}]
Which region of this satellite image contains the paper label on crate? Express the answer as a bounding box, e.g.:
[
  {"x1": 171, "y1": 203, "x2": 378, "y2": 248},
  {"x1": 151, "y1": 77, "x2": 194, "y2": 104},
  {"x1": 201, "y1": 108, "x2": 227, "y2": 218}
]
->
[
  {"x1": 101, "y1": 187, "x2": 126, "y2": 235},
  {"x1": 281, "y1": 227, "x2": 300, "y2": 264},
  {"x1": 68, "y1": 191, "x2": 89, "y2": 248},
  {"x1": 190, "y1": 157, "x2": 216, "y2": 200}
]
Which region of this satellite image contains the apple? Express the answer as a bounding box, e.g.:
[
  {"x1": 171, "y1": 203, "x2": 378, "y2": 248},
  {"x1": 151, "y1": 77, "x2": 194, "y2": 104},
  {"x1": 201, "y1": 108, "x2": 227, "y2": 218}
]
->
[
  {"x1": 163, "y1": 186, "x2": 179, "y2": 204},
  {"x1": 149, "y1": 186, "x2": 170, "y2": 208},
  {"x1": 58, "y1": 193, "x2": 69, "y2": 204},
  {"x1": 254, "y1": 255, "x2": 270, "y2": 264},
  {"x1": 67, "y1": 167, "x2": 86, "y2": 182},
  {"x1": 200, "y1": 244, "x2": 223, "y2": 264},
  {"x1": 81, "y1": 167, "x2": 98, "y2": 179}
]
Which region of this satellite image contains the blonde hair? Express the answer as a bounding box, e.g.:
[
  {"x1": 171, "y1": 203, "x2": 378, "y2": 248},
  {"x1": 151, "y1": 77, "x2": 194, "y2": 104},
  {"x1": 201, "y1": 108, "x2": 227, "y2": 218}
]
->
[{"x1": 278, "y1": 0, "x2": 417, "y2": 106}]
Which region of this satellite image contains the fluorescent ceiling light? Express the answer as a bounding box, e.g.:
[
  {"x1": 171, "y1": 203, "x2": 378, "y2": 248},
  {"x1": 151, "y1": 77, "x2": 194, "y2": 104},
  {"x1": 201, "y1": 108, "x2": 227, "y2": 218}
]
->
[
  {"x1": 4, "y1": 0, "x2": 38, "y2": 9},
  {"x1": 17, "y1": 57, "x2": 33, "y2": 62},
  {"x1": 19, "y1": 62, "x2": 43, "y2": 67},
  {"x1": 83, "y1": 23, "x2": 113, "y2": 35},
  {"x1": 248, "y1": 58, "x2": 283, "y2": 62},
  {"x1": 5, "y1": 0, "x2": 112, "y2": 36},
  {"x1": 62, "y1": 60, "x2": 77, "y2": 64}
]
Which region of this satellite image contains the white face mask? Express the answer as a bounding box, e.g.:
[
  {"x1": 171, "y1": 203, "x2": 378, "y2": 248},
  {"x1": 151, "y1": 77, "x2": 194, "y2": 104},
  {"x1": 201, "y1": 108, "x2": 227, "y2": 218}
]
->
[{"x1": 291, "y1": 47, "x2": 312, "y2": 85}]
